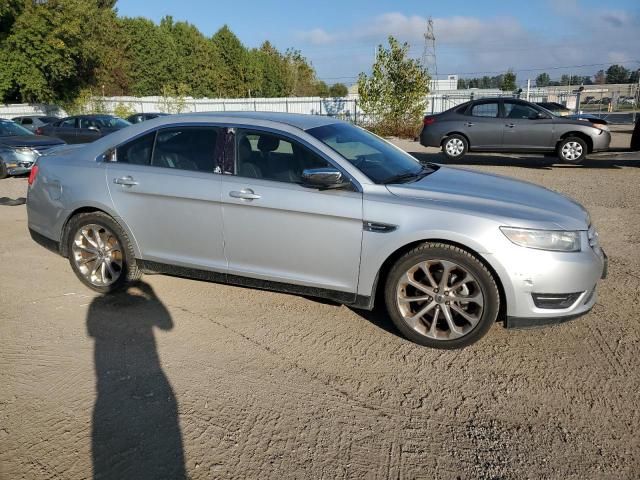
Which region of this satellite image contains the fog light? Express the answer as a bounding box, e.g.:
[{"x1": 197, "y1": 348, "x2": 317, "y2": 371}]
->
[{"x1": 532, "y1": 292, "x2": 582, "y2": 309}]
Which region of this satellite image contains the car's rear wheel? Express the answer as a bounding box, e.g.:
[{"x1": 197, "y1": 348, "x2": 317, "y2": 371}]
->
[
  {"x1": 384, "y1": 242, "x2": 500, "y2": 349},
  {"x1": 66, "y1": 212, "x2": 141, "y2": 293},
  {"x1": 442, "y1": 135, "x2": 468, "y2": 160},
  {"x1": 557, "y1": 137, "x2": 587, "y2": 164}
]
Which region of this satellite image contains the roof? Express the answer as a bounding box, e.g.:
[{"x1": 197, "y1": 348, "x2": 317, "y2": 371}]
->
[{"x1": 175, "y1": 111, "x2": 341, "y2": 130}]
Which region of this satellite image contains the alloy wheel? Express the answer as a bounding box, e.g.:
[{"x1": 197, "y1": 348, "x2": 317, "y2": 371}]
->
[
  {"x1": 561, "y1": 141, "x2": 583, "y2": 161},
  {"x1": 71, "y1": 224, "x2": 123, "y2": 287},
  {"x1": 445, "y1": 138, "x2": 465, "y2": 156},
  {"x1": 396, "y1": 259, "x2": 484, "y2": 340}
]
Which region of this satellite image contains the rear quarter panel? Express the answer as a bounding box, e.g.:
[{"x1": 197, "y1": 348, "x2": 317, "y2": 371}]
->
[{"x1": 27, "y1": 151, "x2": 140, "y2": 256}]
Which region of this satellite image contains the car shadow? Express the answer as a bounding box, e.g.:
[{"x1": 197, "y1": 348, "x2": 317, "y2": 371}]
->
[
  {"x1": 409, "y1": 151, "x2": 640, "y2": 169},
  {"x1": 87, "y1": 281, "x2": 186, "y2": 480}
]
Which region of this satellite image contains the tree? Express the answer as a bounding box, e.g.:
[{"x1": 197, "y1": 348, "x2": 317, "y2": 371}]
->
[
  {"x1": 0, "y1": 0, "x2": 116, "y2": 103},
  {"x1": 535, "y1": 73, "x2": 551, "y2": 87},
  {"x1": 605, "y1": 64, "x2": 631, "y2": 84},
  {"x1": 328, "y1": 83, "x2": 348, "y2": 97},
  {"x1": 119, "y1": 17, "x2": 179, "y2": 96},
  {"x1": 594, "y1": 70, "x2": 606, "y2": 85},
  {"x1": 500, "y1": 69, "x2": 517, "y2": 91},
  {"x1": 357, "y1": 36, "x2": 430, "y2": 136},
  {"x1": 211, "y1": 25, "x2": 250, "y2": 97}
]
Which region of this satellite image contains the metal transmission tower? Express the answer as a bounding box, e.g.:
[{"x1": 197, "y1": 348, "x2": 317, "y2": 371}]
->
[{"x1": 421, "y1": 17, "x2": 438, "y2": 92}]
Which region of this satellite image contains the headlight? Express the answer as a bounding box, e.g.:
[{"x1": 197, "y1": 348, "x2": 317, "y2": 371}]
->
[
  {"x1": 500, "y1": 227, "x2": 581, "y2": 252},
  {"x1": 1, "y1": 147, "x2": 38, "y2": 163},
  {"x1": 591, "y1": 123, "x2": 609, "y2": 132}
]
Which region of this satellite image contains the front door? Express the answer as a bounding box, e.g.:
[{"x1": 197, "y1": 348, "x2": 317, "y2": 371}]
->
[
  {"x1": 221, "y1": 128, "x2": 363, "y2": 297},
  {"x1": 501, "y1": 101, "x2": 554, "y2": 150},
  {"x1": 463, "y1": 101, "x2": 504, "y2": 149},
  {"x1": 106, "y1": 126, "x2": 227, "y2": 272}
]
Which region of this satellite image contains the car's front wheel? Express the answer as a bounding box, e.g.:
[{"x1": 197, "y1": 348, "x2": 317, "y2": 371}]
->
[
  {"x1": 384, "y1": 242, "x2": 500, "y2": 349},
  {"x1": 557, "y1": 137, "x2": 587, "y2": 164},
  {"x1": 442, "y1": 134, "x2": 468, "y2": 160},
  {"x1": 66, "y1": 212, "x2": 141, "y2": 293},
  {"x1": 0, "y1": 160, "x2": 8, "y2": 179}
]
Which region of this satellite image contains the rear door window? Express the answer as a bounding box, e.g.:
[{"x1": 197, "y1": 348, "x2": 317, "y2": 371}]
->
[
  {"x1": 59, "y1": 118, "x2": 77, "y2": 128},
  {"x1": 151, "y1": 127, "x2": 220, "y2": 172},
  {"x1": 21, "y1": 118, "x2": 33, "y2": 125}
]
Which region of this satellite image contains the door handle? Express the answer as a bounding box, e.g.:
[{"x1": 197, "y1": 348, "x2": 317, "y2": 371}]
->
[
  {"x1": 505, "y1": 123, "x2": 516, "y2": 128},
  {"x1": 465, "y1": 122, "x2": 474, "y2": 127},
  {"x1": 229, "y1": 189, "x2": 261, "y2": 200},
  {"x1": 113, "y1": 176, "x2": 138, "y2": 186}
]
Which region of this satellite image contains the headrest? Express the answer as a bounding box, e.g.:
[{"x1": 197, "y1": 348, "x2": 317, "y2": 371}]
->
[{"x1": 257, "y1": 135, "x2": 279, "y2": 152}]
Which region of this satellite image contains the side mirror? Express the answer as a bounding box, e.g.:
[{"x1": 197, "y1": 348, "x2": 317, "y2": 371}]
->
[
  {"x1": 88, "y1": 126, "x2": 100, "y2": 132},
  {"x1": 102, "y1": 148, "x2": 116, "y2": 162},
  {"x1": 301, "y1": 168, "x2": 350, "y2": 189},
  {"x1": 531, "y1": 112, "x2": 547, "y2": 120}
]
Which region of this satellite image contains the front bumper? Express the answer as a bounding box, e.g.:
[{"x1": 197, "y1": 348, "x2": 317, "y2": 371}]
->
[
  {"x1": 4, "y1": 161, "x2": 34, "y2": 176},
  {"x1": 487, "y1": 233, "x2": 607, "y2": 328}
]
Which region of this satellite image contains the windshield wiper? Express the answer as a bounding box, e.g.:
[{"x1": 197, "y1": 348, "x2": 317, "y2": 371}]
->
[{"x1": 382, "y1": 165, "x2": 434, "y2": 185}]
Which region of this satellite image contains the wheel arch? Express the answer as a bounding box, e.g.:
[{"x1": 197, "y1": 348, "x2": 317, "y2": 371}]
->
[
  {"x1": 558, "y1": 131, "x2": 593, "y2": 153},
  {"x1": 60, "y1": 206, "x2": 141, "y2": 259},
  {"x1": 441, "y1": 132, "x2": 471, "y2": 148},
  {"x1": 370, "y1": 238, "x2": 507, "y2": 322}
]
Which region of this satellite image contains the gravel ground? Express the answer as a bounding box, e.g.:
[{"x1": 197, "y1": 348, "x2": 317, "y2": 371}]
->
[{"x1": 1, "y1": 134, "x2": 639, "y2": 479}]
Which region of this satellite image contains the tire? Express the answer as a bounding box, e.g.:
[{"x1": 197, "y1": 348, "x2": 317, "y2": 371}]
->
[
  {"x1": 442, "y1": 134, "x2": 468, "y2": 160},
  {"x1": 66, "y1": 212, "x2": 142, "y2": 293},
  {"x1": 384, "y1": 242, "x2": 500, "y2": 349},
  {"x1": 557, "y1": 136, "x2": 587, "y2": 164},
  {"x1": 0, "y1": 160, "x2": 8, "y2": 179}
]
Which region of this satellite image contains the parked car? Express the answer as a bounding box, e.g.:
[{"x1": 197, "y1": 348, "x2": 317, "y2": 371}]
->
[
  {"x1": 126, "y1": 112, "x2": 169, "y2": 124},
  {"x1": 536, "y1": 102, "x2": 570, "y2": 116},
  {"x1": 631, "y1": 115, "x2": 640, "y2": 151},
  {"x1": 12, "y1": 115, "x2": 59, "y2": 132},
  {"x1": 565, "y1": 113, "x2": 609, "y2": 129},
  {"x1": 38, "y1": 115, "x2": 131, "y2": 144},
  {"x1": 0, "y1": 119, "x2": 65, "y2": 179},
  {"x1": 421, "y1": 98, "x2": 611, "y2": 163},
  {"x1": 27, "y1": 113, "x2": 607, "y2": 349}
]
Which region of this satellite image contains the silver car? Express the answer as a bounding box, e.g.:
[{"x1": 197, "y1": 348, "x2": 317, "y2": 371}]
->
[
  {"x1": 420, "y1": 98, "x2": 611, "y2": 164},
  {"x1": 27, "y1": 113, "x2": 607, "y2": 349}
]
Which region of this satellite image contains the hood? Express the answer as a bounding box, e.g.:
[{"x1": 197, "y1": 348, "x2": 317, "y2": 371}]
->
[
  {"x1": 0, "y1": 135, "x2": 65, "y2": 148},
  {"x1": 386, "y1": 166, "x2": 590, "y2": 230}
]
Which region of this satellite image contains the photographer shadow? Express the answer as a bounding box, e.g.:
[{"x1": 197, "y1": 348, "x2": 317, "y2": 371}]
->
[{"x1": 87, "y1": 281, "x2": 185, "y2": 480}]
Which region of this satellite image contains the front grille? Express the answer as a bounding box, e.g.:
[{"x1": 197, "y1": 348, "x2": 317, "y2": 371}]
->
[{"x1": 532, "y1": 292, "x2": 582, "y2": 309}]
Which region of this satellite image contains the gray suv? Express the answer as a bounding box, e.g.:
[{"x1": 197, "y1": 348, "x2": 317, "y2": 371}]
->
[
  {"x1": 27, "y1": 113, "x2": 607, "y2": 349},
  {"x1": 420, "y1": 98, "x2": 611, "y2": 163}
]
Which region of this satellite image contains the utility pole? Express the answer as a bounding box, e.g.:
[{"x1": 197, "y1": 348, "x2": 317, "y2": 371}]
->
[
  {"x1": 526, "y1": 79, "x2": 531, "y2": 101},
  {"x1": 421, "y1": 17, "x2": 438, "y2": 93}
]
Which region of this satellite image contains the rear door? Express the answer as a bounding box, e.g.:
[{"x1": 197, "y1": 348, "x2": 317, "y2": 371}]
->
[
  {"x1": 106, "y1": 126, "x2": 226, "y2": 272},
  {"x1": 501, "y1": 101, "x2": 554, "y2": 150},
  {"x1": 462, "y1": 101, "x2": 503, "y2": 149},
  {"x1": 220, "y1": 128, "x2": 363, "y2": 296}
]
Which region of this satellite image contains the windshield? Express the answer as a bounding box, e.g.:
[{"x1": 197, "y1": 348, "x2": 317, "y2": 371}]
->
[
  {"x1": 307, "y1": 123, "x2": 429, "y2": 184},
  {"x1": 0, "y1": 120, "x2": 34, "y2": 137},
  {"x1": 93, "y1": 116, "x2": 131, "y2": 128}
]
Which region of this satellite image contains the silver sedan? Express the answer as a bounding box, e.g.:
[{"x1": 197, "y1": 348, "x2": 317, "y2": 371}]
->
[{"x1": 27, "y1": 112, "x2": 607, "y2": 349}]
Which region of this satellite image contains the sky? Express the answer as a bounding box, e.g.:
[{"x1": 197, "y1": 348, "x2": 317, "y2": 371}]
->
[{"x1": 117, "y1": 0, "x2": 640, "y2": 86}]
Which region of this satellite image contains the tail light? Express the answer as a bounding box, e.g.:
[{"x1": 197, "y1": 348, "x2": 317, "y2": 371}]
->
[
  {"x1": 35, "y1": 127, "x2": 43, "y2": 135},
  {"x1": 423, "y1": 116, "x2": 436, "y2": 126},
  {"x1": 28, "y1": 164, "x2": 39, "y2": 186}
]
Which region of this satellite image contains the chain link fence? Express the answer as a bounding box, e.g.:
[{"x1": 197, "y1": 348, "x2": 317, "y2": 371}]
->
[{"x1": 2, "y1": 83, "x2": 638, "y2": 126}]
